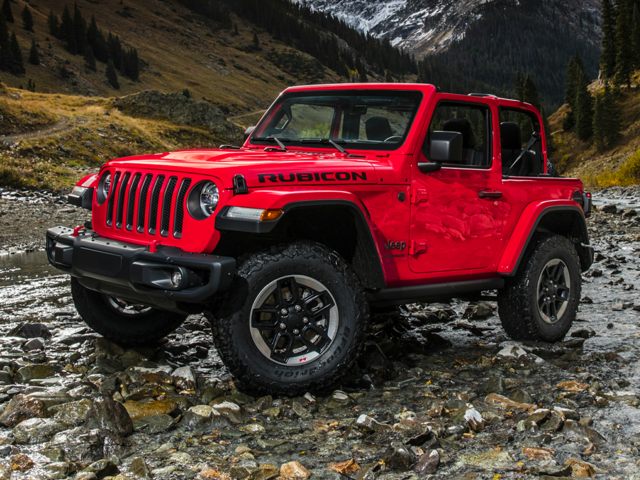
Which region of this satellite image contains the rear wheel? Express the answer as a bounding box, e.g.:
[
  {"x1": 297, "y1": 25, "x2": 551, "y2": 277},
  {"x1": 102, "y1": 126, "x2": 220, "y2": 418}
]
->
[
  {"x1": 210, "y1": 242, "x2": 368, "y2": 396},
  {"x1": 497, "y1": 235, "x2": 581, "y2": 341},
  {"x1": 71, "y1": 278, "x2": 187, "y2": 346}
]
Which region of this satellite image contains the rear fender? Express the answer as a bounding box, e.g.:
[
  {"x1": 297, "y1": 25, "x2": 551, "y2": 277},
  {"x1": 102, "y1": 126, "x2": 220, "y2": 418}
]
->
[{"x1": 499, "y1": 201, "x2": 592, "y2": 275}]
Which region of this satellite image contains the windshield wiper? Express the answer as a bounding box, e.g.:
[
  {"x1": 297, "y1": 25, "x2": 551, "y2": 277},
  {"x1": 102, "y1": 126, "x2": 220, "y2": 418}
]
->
[
  {"x1": 253, "y1": 136, "x2": 288, "y2": 151},
  {"x1": 296, "y1": 138, "x2": 349, "y2": 155}
]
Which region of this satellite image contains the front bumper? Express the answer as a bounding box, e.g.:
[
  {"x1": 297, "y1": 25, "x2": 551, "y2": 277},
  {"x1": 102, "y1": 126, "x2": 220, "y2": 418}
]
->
[{"x1": 46, "y1": 227, "x2": 236, "y2": 311}]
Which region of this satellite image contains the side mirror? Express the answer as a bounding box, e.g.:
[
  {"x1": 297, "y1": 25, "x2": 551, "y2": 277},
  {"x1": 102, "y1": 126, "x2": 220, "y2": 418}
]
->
[
  {"x1": 418, "y1": 131, "x2": 463, "y2": 173},
  {"x1": 244, "y1": 126, "x2": 256, "y2": 141}
]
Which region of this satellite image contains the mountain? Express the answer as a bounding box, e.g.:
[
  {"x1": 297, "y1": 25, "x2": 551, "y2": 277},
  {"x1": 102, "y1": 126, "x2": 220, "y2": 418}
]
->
[
  {"x1": 294, "y1": 0, "x2": 602, "y2": 107},
  {"x1": 0, "y1": 0, "x2": 414, "y2": 114}
]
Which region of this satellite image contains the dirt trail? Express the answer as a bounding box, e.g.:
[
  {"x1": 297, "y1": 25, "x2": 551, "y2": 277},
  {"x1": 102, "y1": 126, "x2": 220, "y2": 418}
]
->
[{"x1": 0, "y1": 118, "x2": 74, "y2": 144}]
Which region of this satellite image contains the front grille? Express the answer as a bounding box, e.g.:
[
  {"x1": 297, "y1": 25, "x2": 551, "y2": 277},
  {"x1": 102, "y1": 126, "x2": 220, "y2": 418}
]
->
[{"x1": 103, "y1": 170, "x2": 191, "y2": 240}]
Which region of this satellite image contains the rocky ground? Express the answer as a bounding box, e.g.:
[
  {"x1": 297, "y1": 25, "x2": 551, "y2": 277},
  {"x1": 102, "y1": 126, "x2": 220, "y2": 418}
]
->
[{"x1": 0, "y1": 187, "x2": 639, "y2": 479}]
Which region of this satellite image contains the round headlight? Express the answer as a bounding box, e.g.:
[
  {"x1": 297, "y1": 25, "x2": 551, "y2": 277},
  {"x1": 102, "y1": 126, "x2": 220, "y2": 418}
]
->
[
  {"x1": 199, "y1": 182, "x2": 219, "y2": 216},
  {"x1": 97, "y1": 172, "x2": 112, "y2": 204}
]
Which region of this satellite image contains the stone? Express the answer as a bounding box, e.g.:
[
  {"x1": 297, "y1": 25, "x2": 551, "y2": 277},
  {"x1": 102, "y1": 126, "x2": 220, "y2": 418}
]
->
[
  {"x1": 458, "y1": 447, "x2": 514, "y2": 470},
  {"x1": 565, "y1": 458, "x2": 596, "y2": 477},
  {"x1": 463, "y1": 301, "x2": 494, "y2": 319},
  {"x1": 44, "y1": 462, "x2": 72, "y2": 479},
  {"x1": 124, "y1": 399, "x2": 177, "y2": 420},
  {"x1": 414, "y1": 449, "x2": 439, "y2": 475},
  {"x1": 328, "y1": 459, "x2": 360, "y2": 475},
  {"x1": 16, "y1": 364, "x2": 54, "y2": 382},
  {"x1": 279, "y1": 461, "x2": 311, "y2": 480},
  {"x1": 83, "y1": 459, "x2": 119, "y2": 479},
  {"x1": 571, "y1": 328, "x2": 596, "y2": 339},
  {"x1": 88, "y1": 396, "x2": 133, "y2": 436},
  {"x1": 134, "y1": 414, "x2": 176, "y2": 433},
  {"x1": 557, "y1": 380, "x2": 589, "y2": 392},
  {"x1": 485, "y1": 393, "x2": 536, "y2": 412},
  {"x1": 239, "y1": 423, "x2": 265, "y2": 434},
  {"x1": 130, "y1": 457, "x2": 151, "y2": 479},
  {"x1": 22, "y1": 338, "x2": 45, "y2": 351},
  {"x1": 8, "y1": 323, "x2": 52, "y2": 339},
  {"x1": 9, "y1": 453, "x2": 34, "y2": 472},
  {"x1": 355, "y1": 413, "x2": 384, "y2": 431},
  {"x1": 13, "y1": 417, "x2": 65, "y2": 444},
  {"x1": 601, "y1": 204, "x2": 617, "y2": 213},
  {"x1": 464, "y1": 407, "x2": 484, "y2": 432},
  {"x1": 0, "y1": 394, "x2": 46, "y2": 427},
  {"x1": 172, "y1": 366, "x2": 196, "y2": 391},
  {"x1": 522, "y1": 447, "x2": 554, "y2": 461},
  {"x1": 384, "y1": 442, "x2": 416, "y2": 470},
  {"x1": 51, "y1": 399, "x2": 93, "y2": 426},
  {"x1": 212, "y1": 400, "x2": 242, "y2": 422}
]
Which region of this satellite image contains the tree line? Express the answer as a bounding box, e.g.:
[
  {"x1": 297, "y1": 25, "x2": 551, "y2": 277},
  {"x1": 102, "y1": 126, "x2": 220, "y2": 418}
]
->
[
  {"x1": 562, "y1": 0, "x2": 640, "y2": 151},
  {"x1": 177, "y1": 0, "x2": 416, "y2": 80},
  {"x1": 48, "y1": 3, "x2": 141, "y2": 88},
  {"x1": 0, "y1": 0, "x2": 40, "y2": 76}
]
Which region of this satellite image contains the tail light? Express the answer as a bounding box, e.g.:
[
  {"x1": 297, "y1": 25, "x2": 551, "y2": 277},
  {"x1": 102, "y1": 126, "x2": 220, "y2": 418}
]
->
[{"x1": 572, "y1": 191, "x2": 591, "y2": 218}]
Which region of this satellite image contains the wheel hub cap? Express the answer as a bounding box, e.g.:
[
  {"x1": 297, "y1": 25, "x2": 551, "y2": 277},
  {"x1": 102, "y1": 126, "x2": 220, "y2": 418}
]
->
[
  {"x1": 536, "y1": 259, "x2": 571, "y2": 324},
  {"x1": 249, "y1": 275, "x2": 339, "y2": 366}
]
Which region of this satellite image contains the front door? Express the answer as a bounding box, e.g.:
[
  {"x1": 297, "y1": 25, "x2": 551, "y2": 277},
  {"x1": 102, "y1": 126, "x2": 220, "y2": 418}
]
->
[{"x1": 409, "y1": 100, "x2": 507, "y2": 274}]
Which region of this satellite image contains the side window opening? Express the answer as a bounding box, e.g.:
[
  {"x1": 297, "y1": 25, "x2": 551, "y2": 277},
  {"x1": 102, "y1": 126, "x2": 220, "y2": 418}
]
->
[
  {"x1": 499, "y1": 108, "x2": 544, "y2": 177},
  {"x1": 425, "y1": 102, "x2": 491, "y2": 168}
]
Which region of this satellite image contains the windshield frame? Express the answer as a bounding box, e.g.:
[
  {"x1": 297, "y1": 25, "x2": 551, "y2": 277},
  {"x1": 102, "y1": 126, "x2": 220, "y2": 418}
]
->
[{"x1": 249, "y1": 90, "x2": 423, "y2": 152}]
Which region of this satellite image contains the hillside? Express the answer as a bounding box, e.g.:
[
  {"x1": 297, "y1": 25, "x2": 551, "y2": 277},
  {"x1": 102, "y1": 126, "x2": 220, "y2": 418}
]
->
[
  {"x1": 295, "y1": 0, "x2": 601, "y2": 108},
  {"x1": 0, "y1": 84, "x2": 241, "y2": 191},
  {"x1": 0, "y1": 0, "x2": 414, "y2": 114},
  {"x1": 549, "y1": 71, "x2": 640, "y2": 187}
]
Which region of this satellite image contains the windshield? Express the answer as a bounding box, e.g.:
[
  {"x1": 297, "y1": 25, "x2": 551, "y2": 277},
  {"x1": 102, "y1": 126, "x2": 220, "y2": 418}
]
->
[{"x1": 251, "y1": 90, "x2": 422, "y2": 151}]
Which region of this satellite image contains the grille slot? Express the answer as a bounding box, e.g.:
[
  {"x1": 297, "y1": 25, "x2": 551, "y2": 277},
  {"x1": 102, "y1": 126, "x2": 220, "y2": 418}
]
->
[
  {"x1": 126, "y1": 173, "x2": 141, "y2": 231},
  {"x1": 106, "y1": 172, "x2": 121, "y2": 227},
  {"x1": 161, "y1": 177, "x2": 178, "y2": 237},
  {"x1": 115, "y1": 172, "x2": 131, "y2": 228},
  {"x1": 174, "y1": 179, "x2": 191, "y2": 238},
  {"x1": 137, "y1": 174, "x2": 152, "y2": 233},
  {"x1": 148, "y1": 175, "x2": 165, "y2": 235}
]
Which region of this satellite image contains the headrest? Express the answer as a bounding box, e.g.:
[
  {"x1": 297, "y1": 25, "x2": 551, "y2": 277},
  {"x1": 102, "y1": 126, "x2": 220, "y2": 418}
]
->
[
  {"x1": 442, "y1": 118, "x2": 475, "y2": 148},
  {"x1": 365, "y1": 116, "x2": 393, "y2": 142},
  {"x1": 500, "y1": 122, "x2": 522, "y2": 150}
]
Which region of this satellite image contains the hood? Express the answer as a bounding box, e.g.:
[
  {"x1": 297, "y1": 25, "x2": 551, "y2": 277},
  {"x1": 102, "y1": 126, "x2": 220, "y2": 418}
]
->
[{"x1": 105, "y1": 148, "x2": 378, "y2": 189}]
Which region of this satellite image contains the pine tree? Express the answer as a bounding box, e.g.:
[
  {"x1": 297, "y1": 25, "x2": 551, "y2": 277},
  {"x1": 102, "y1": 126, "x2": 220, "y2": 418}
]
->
[
  {"x1": 563, "y1": 56, "x2": 584, "y2": 131},
  {"x1": 26, "y1": 78, "x2": 35, "y2": 91},
  {"x1": 632, "y1": 2, "x2": 640, "y2": 69},
  {"x1": 60, "y1": 5, "x2": 76, "y2": 54},
  {"x1": 105, "y1": 57, "x2": 119, "y2": 89},
  {"x1": 252, "y1": 32, "x2": 260, "y2": 50},
  {"x1": 84, "y1": 45, "x2": 96, "y2": 71},
  {"x1": 602, "y1": 82, "x2": 620, "y2": 147},
  {"x1": 2, "y1": 0, "x2": 13, "y2": 23},
  {"x1": 521, "y1": 74, "x2": 540, "y2": 109},
  {"x1": 9, "y1": 32, "x2": 24, "y2": 74},
  {"x1": 21, "y1": 5, "x2": 33, "y2": 32},
  {"x1": 600, "y1": 0, "x2": 616, "y2": 78},
  {"x1": 123, "y1": 47, "x2": 139, "y2": 80},
  {"x1": 592, "y1": 94, "x2": 605, "y2": 151},
  {"x1": 574, "y1": 71, "x2": 593, "y2": 141},
  {"x1": 28, "y1": 38, "x2": 38, "y2": 65},
  {"x1": 614, "y1": 0, "x2": 633, "y2": 87},
  {"x1": 0, "y1": 12, "x2": 9, "y2": 71},
  {"x1": 48, "y1": 11, "x2": 59, "y2": 38},
  {"x1": 73, "y1": 3, "x2": 86, "y2": 54}
]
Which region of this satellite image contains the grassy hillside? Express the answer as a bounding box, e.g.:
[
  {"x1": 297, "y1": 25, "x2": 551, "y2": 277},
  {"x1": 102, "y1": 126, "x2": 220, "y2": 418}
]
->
[
  {"x1": 0, "y1": 84, "x2": 241, "y2": 191},
  {"x1": 0, "y1": 0, "x2": 346, "y2": 113},
  {"x1": 549, "y1": 71, "x2": 640, "y2": 187}
]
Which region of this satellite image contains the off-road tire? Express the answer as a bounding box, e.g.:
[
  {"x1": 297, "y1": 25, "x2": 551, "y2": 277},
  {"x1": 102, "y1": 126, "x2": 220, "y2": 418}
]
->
[
  {"x1": 71, "y1": 278, "x2": 187, "y2": 346},
  {"x1": 210, "y1": 242, "x2": 368, "y2": 396},
  {"x1": 498, "y1": 235, "x2": 581, "y2": 341}
]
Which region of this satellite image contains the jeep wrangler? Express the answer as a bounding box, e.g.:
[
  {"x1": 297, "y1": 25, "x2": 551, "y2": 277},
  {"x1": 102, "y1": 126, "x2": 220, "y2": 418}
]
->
[{"x1": 47, "y1": 84, "x2": 593, "y2": 395}]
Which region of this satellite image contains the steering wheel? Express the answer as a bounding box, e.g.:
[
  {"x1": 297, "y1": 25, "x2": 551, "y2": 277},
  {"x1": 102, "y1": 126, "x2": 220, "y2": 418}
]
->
[{"x1": 384, "y1": 135, "x2": 403, "y2": 143}]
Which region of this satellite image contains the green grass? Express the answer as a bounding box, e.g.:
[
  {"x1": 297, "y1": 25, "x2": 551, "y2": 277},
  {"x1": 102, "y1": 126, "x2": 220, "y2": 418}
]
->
[{"x1": 588, "y1": 149, "x2": 640, "y2": 187}]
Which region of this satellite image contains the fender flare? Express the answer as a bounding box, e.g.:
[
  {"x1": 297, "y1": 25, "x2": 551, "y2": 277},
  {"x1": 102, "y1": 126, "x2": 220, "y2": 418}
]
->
[{"x1": 499, "y1": 204, "x2": 591, "y2": 275}]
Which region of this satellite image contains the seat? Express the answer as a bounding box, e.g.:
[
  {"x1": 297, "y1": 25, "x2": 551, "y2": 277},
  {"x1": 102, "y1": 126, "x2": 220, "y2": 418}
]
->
[
  {"x1": 500, "y1": 122, "x2": 540, "y2": 176},
  {"x1": 442, "y1": 119, "x2": 484, "y2": 166},
  {"x1": 365, "y1": 117, "x2": 393, "y2": 141}
]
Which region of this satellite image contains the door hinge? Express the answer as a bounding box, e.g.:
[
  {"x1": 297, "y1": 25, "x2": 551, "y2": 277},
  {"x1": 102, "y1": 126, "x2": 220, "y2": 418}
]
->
[
  {"x1": 411, "y1": 188, "x2": 428, "y2": 204},
  {"x1": 409, "y1": 240, "x2": 428, "y2": 256}
]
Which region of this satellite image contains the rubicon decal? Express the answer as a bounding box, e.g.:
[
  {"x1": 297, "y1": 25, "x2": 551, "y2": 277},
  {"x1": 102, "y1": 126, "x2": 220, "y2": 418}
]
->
[{"x1": 258, "y1": 172, "x2": 368, "y2": 183}]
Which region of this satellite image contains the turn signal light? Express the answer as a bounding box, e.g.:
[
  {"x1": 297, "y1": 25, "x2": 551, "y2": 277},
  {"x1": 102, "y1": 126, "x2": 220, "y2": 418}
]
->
[{"x1": 260, "y1": 209, "x2": 284, "y2": 221}]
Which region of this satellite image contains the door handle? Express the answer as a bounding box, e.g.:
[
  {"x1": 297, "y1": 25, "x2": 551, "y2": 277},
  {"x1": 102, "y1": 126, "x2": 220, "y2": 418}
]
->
[{"x1": 478, "y1": 190, "x2": 503, "y2": 199}]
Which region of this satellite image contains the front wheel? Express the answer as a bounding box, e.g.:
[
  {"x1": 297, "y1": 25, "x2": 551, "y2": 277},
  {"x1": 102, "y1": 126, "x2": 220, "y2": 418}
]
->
[
  {"x1": 71, "y1": 279, "x2": 187, "y2": 346},
  {"x1": 210, "y1": 242, "x2": 368, "y2": 396},
  {"x1": 497, "y1": 235, "x2": 581, "y2": 342}
]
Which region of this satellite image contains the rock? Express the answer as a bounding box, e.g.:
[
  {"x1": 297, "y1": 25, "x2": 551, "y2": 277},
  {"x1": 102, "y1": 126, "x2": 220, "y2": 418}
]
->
[
  {"x1": 13, "y1": 417, "x2": 65, "y2": 444},
  {"x1": 124, "y1": 399, "x2": 177, "y2": 420},
  {"x1": 212, "y1": 401, "x2": 242, "y2": 422},
  {"x1": 565, "y1": 458, "x2": 597, "y2": 477},
  {"x1": 8, "y1": 323, "x2": 52, "y2": 339},
  {"x1": 279, "y1": 461, "x2": 311, "y2": 479},
  {"x1": 328, "y1": 459, "x2": 360, "y2": 475},
  {"x1": 540, "y1": 411, "x2": 564, "y2": 432},
  {"x1": 355, "y1": 413, "x2": 385, "y2": 431},
  {"x1": 198, "y1": 468, "x2": 232, "y2": 479},
  {"x1": 51, "y1": 399, "x2": 93, "y2": 426},
  {"x1": 44, "y1": 462, "x2": 72, "y2": 479},
  {"x1": 188, "y1": 404, "x2": 216, "y2": 419},
  {"x1": 83, "y1": 459, "x2": 119, "y2": 479},
  {"x1": 571, "y1": 328, "x2": 596, "y2": 339},
  {"x1": 496, "y1": 342, "x2": 528, "y2": 358},
  {"x1": 414, "y1": 449, "x2": 440, "y2": 475},
  {"x1": 88, "y1": 396, "x2": 133, "y2": 436},
  {"x1": 172, "y1": 366, "x2": 196, "y2": 391},
  {"x1": 16, "y1": 364, "x2": 54, "y2": 382},
  {"x1": 557, "y1": 380, "x2": 589, "y2": 392},
  {"x1": 130, "y1": 457, "x2": 151, "y2": 479},
  {"x1": 602, "y1": 204, "x2": 617, "y2": 213},
  {"x1": 485, "y1": 393, "x2": 536, "y2": 412},
  {"x1": 522, "y1": 447, "x2": 554, "y2": 460},
  {"x1": 331, "y1": 390, "x2": 350, "y2": 403},
  {"x1": 134, "y1": 414, "x2": 176, "y2": 434},
  {"x1": 0, "y1": 394, "x2": 46, "y2": 427},
  {"x1": 9, "y1": 453, "x2": 34, "y2": 472},
  {"x1": 464, "y1": 407, "x2": 484, "y2": 432},
  {"x1": 458, "y1": 447, "x2": 514, "y2": 470},
  {"x1": 463, "y1": 302, "x2": 494, "y2": 320},
  {"x1": 22, "y1": 338, "x2": 45, "y2": 351},
  {"x1": 480, "y1": 376, "x2": 505, "y2": 394},
  {"x1": 239, "y1": 423, "x2": 265, "y2": 434},
  {"x1": 384, "y1": 442, "x2": 416, "y2": 471}
]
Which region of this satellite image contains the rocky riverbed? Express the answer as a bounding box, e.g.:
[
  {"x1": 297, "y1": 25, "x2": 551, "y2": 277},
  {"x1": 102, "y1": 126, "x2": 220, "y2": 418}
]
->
[{"x1": 0, "y1": 187, "x2": 639, "y2": 479}]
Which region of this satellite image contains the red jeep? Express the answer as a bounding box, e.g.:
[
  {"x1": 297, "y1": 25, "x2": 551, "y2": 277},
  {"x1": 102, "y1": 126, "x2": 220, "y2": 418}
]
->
[{"x1": 47, "y1": 83, "x2": 593, "y2": 394}]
